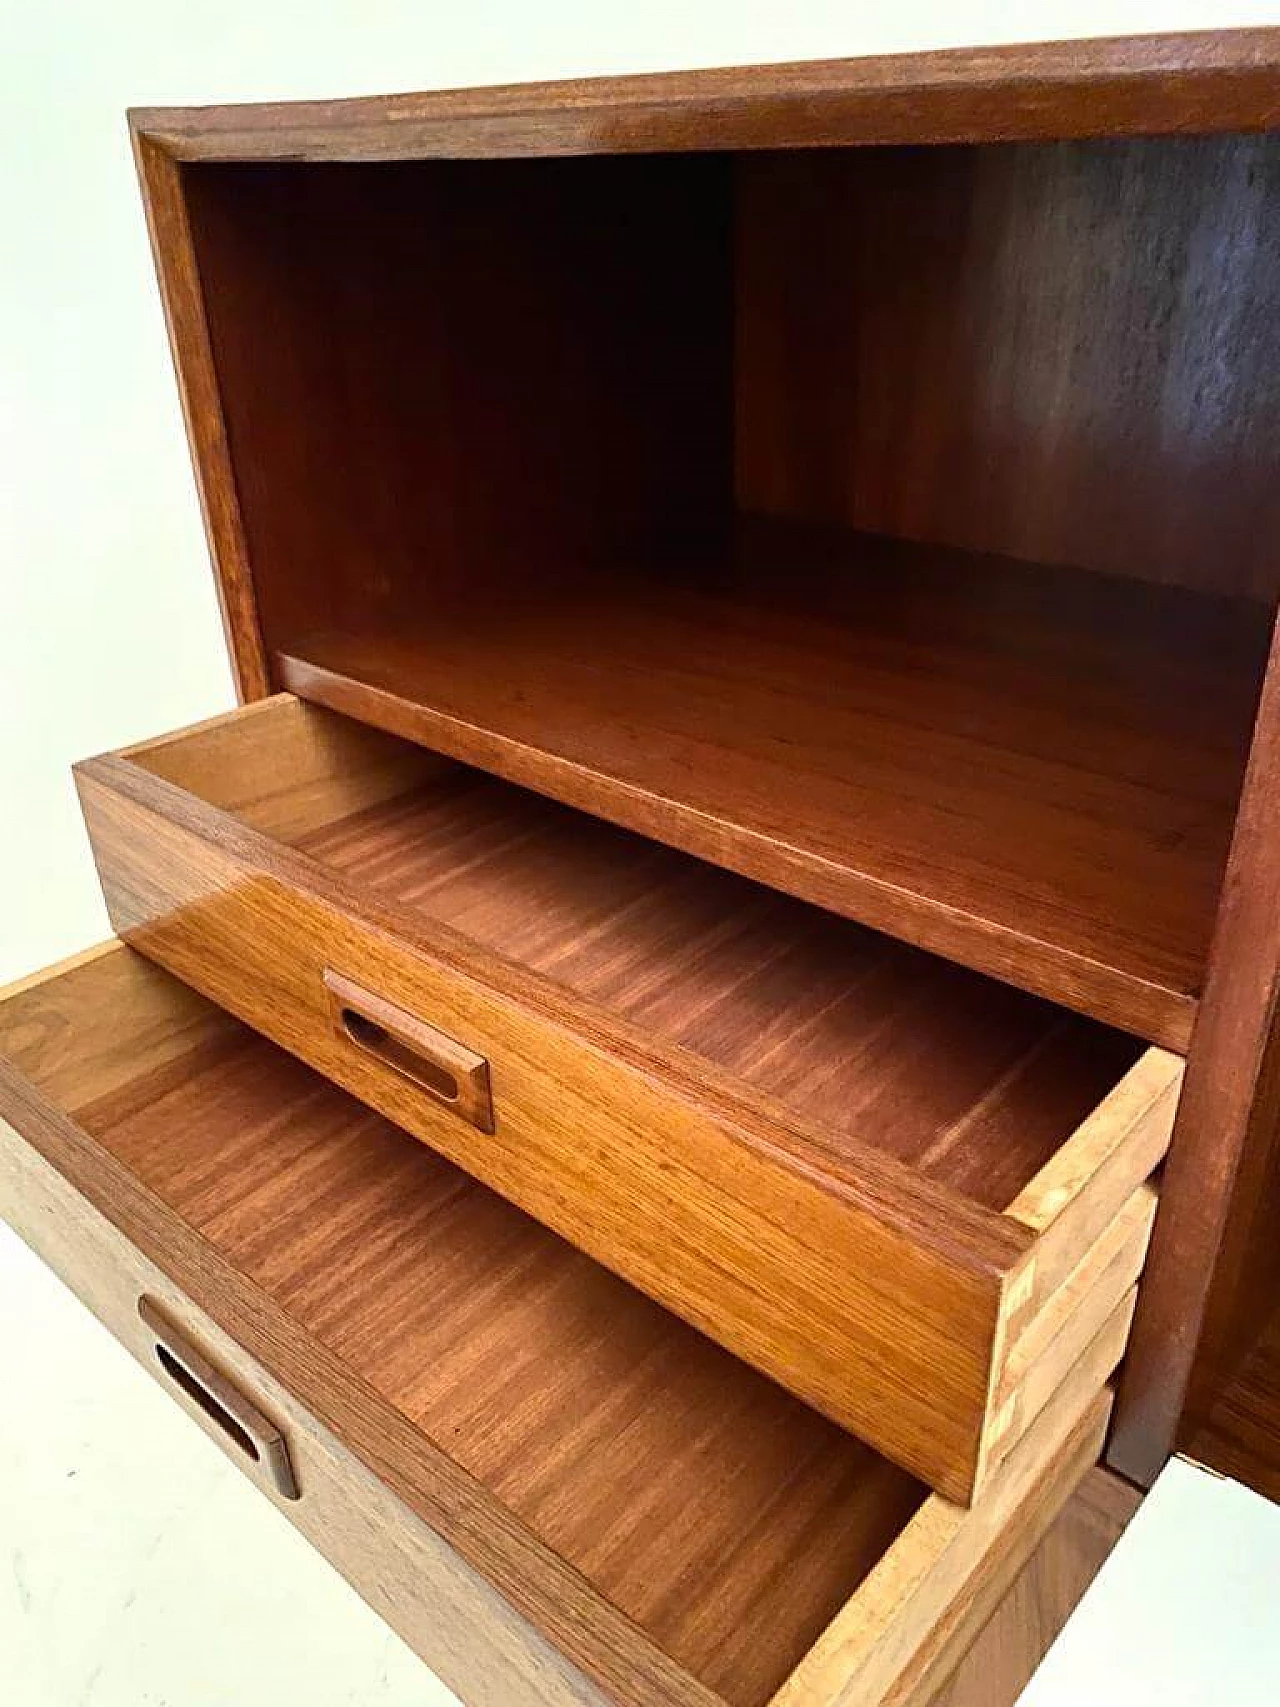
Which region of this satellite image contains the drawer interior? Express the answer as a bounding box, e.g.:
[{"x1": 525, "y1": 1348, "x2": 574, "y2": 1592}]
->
[
  {"x1": 0, "y1": 945, "x2": 1112, "y2": 1707},
  {"x1": 106, "y1": 695, "x2": 1151, "y2": 1216}
]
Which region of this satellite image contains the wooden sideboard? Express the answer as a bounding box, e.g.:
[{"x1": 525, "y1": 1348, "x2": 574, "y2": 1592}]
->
[{"x1": 5, "y1": 27, "x2": 1280, "y2": 1705}]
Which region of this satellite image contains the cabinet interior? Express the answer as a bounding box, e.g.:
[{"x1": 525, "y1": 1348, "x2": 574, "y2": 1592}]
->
[{"x1": 183, "y1": 135, "x2": 1279, "y2": 1050}]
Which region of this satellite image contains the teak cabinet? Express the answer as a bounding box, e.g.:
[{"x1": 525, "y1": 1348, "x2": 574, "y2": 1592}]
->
[{"x1": 5, "y1": 27, "x2": 1280, "y2": 1706}]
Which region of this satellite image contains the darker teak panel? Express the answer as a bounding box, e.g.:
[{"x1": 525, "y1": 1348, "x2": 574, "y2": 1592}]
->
[
  {"x1": 1113, "y1": 607, "x2": 1280, "y2": 1487},
  {"x1": 181, "y1": 155, "x2": 733, "y2": 656},
  {"x1": 172, "y1": 133, "x2": 1275, "y2": 1049},
  {"x1": 736, "y1": 135, "x2": 1280, "y2": 601}
]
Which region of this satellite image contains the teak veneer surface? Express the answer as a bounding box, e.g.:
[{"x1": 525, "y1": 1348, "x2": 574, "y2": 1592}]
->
[
  {"x1": 75, "y1": 696, "x2": 1178, "y2": 1501},
  {"x1": 736, "y1": 137, "x2": 1280, "y2": 606},
  {"x1": 298, "y1": 762, "x2": 1141, "y2": 1212},
  {"x1": 1190, "y1": 1303, "x2": 1280, "y2": 1504},
  {"x1": 0, "y1": 949, "x2": 928, "y2": 1707},
  {"x1": 132, "y1": 31, "x2": 1280, "y2": 160},
  {"x1": 927, "y1": 1468, "x2": 1140, "y2": 1707},
  {"x1": 0, "y1": 1000, "x2": 1126, "y2": 1707},
  {"x1": 118, "y1": 23, "x2": 1280, "y2": 1497},
  {"x1": 99, "y1": 1048, "x2": 913, "y2": 1707},
  {"x1": 279, "y1": 530, "x2": 1269, "y2": 1050}
]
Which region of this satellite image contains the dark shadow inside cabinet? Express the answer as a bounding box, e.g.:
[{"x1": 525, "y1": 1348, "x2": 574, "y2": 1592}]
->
[
  {"x1": 1193, "y1": 1300, "x2": 1280, "y2": 1502},
  {"x1": 1188, "y1": 1092, "x2": 1280, "y2": 1502},
  {"x1": 182, "y1": 135, "x2": 1279, "y2": 1048}
]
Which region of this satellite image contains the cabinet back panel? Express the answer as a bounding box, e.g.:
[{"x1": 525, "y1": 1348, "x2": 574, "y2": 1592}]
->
[
  {"x1": 183, "y1": 156, "x2": 733, "y2": 656},
  {"x1": 183, "y1": 137, "x2": 1280, "y2": 634},
  {"x1": 736, "y1": 135, "x2": 1280, "y2": 602}
]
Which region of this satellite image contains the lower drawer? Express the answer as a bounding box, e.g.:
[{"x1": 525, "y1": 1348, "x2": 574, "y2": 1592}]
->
[
  {"x1": 75, "y1": 694, "x2": 1181, "y2": 1501},
  {"x1": 0, "y1": 943, "x2": 1122, "y2": 1707},
  {"x1": 0, "y1": 1099, "x2": 603, "y2": 1707}
]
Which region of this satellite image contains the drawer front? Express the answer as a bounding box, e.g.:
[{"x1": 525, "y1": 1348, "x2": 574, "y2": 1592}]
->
[{"x1": 0, "y1": 1110, "x2": 612, "y2": 1707}]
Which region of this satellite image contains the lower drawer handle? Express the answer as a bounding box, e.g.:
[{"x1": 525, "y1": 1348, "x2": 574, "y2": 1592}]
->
[
  {"x1": 323, "y1": 967, "x2": 495, "y2": 1134},
  {"x1": 138, "y1": 1298, "x2": 299, "y2": 1499}
]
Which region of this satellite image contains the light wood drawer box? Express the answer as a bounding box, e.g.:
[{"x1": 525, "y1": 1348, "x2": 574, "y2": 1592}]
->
[
  {"x1": 1, "y1": 942, "x2": 1131, "y2": 1707},
  {"x1": 73, "y1": 694, "x2": 1179, "y2": 1503}
]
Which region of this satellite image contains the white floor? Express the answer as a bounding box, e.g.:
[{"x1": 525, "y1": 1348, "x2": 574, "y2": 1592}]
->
[
  {"x1": 0, "y1": 1221, "x2": 458, "y2": 1707},
  {"x1": 1020, "y1": 1453, "x2": 1280, "y2": 1707}
]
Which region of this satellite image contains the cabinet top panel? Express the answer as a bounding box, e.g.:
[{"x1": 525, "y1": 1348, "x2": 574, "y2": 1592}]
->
[{"x1": 130, "y1": 29, "x2": 1280, "y2": 163}]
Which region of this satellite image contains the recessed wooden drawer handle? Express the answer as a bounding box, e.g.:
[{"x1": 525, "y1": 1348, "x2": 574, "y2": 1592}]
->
[
  {"x1": 323, "y1": 967, "x2": 495, "y2": 1133},
  {"x1": 138, "y1": 1298, "x2": 299, "y2": 1499}
]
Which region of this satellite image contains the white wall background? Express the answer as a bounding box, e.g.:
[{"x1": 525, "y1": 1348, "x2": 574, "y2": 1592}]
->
[{"x1": 2, "y1": 0, "x2": 1280, "y2": 982}]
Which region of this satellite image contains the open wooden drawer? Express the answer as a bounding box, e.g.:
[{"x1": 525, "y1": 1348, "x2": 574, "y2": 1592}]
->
[
  {"x1": 73, "y1": 695, "x2": 1182, "y2": 1502},
  {"x1": 1, "y1": 944, "x2": 1133, "y2": 1707}
]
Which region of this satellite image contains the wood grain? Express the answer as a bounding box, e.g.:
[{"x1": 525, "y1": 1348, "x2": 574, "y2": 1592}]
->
[
  {"x1": 982, "y1": 1184, "x2": 1158, "y2": 1483},
  {"x1": 118, "y1": 27, "x2": 1279, "y2": 1503},
  {"x1": 999, "y1": 1188, "x2": 1157, "y2": 1407},
  {"x1": 925, "y1": 1468, "x2": 1141, "y2": 1707},
  {"x1": 736, "y1": 136, "x2": 1280, "y2": 602},
  {"x1": 76, "y1": 697, "x2": 1170, "y2": 1498},
  {"x1": 73, "y1": 743, "x2": 1021, "y2": 1502},
  {"x1": 8, "y1": 1082, "x2": 1133, "y2": 1707},
  {"x1": 0, "y1": 936, "x2": 238, "y2": 1114},
  {"x1": 178, "y1": 154, "x2": 731, "y2": 682},
  {"x1": 130, "y1": 32, "x2": 1280, "y2": 161},
  {"x1": 767, "y1": 1387, "x2": 1113, "y2": 1707},
  {"x1": 8, "y1": 1083, "x2": 1134, "y2": 1707},
  {"x1": 119, "y1": 691, "x2": 444, "y2": 840},
  {"x1": 988, "y1": 1291, "x2": 1136, "y2": 1490},
  {"x1": 293, "y1": 747, "x2": 1145, "y2": 1212},
  {"x1": 1111, "y1": 601, "x2": 1280, "y2": 1486},
  {"x1": 278, "y1": 533, "x2": 1267, "y2": 1049},
  {"x1": 1183, "y1": 1075, "x2": 1280, "y2": 1452},
  {"x1": 293, "y1": 749, "x2": 1176, "y2": 1444},
  {"x1": 0, "y1": 945, "x2": 1124, "y2": 1707},
  {"x1": 1004, "y1": 1058, "x2": 1179, "y2": 1308},
  {"x1": 1190, "y1": 1301, "x2": 1280, "y2": 1503},
  {"x1": 131, "y1": 135, "x2": 268, "y2": 700},
  {"x1": 0, "y1": 947, "x2": 918, "y2": 1706},
  {"x1": 0, "y1": 1106, "x2": 619, "y2": 1707}
]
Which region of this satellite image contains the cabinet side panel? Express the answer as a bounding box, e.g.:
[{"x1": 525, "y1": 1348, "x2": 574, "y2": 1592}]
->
[
  {"x1": 132, "y1": 134, "x2": 269, "y2": 699},
  {"x1": 1111, "y1": 605, "x2": 1280, "y2": 1483},
  {"x1": 1181, "y1": 1022, "x2": 1280, "y2": 1442}
]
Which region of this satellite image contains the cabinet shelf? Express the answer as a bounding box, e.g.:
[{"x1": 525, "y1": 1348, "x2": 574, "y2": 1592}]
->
[{"x1": 279, "y1": 526, "x2": 1270, "y2": 1050}]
